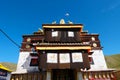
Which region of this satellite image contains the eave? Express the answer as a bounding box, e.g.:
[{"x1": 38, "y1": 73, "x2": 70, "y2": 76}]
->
[{"x1": 36, "y1": 46, "x2": 91, "y2": 50}]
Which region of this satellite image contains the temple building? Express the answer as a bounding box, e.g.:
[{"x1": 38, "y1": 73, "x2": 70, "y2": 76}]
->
[{"x1": 11, "y1": 19, "x2": 116, "y2": 80}]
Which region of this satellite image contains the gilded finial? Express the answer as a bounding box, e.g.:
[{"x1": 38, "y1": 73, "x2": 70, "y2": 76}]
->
[
  {"x1": 60, "y1": 19, "x2": 65, "y2": 24},
  {"x1": 68, "y1": 20, "x2": 73, "y2": 24},
  {"x1": 52, "y1": 21, "x2": 56, "y2": 24}
]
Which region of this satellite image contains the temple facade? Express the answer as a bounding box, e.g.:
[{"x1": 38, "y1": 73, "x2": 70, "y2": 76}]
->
[{"x1": 11, "y1": 19, "x2": 116, "y2": 80}]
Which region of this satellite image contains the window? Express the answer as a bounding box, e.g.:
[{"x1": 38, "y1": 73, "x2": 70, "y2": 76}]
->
[
  {"x1": 47, "y1": 53, "x2": 57, "y2": 63},
  {"x1": 89, "y1": 57, "x2": 94, "y2": 64},
  {"x1": 72, "y1": 52, "x2": 83, "y2": 62},
  {"x1": 30, "y1": 58, "x2": 38, "y2": 66},
  {"x1": 59, "y1": 53, "x2": 70, "y2": 63},
  {"x1": 52, "y1": 31, "x2": 58, "y2": 37},
  {"x1": 68, "y1": 31, "x2": 74, "y2": 37}
]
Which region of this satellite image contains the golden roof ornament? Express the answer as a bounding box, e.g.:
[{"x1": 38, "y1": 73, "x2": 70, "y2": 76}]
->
[
  {"x1": 33, "y1": 28, "x2": 44, "y2": 35},
  {"x1": 52, "y1": 21, "x2": 56, "y2": 24},
  {"x1": 38, "y1": 28, "x2": 43, "y2": 32},
  {"x1": 68, "y1": 20, "x2": 73, "y2": 24},
  {"x1": 60, "y1": 19, "x2": 65, "y2": 24}
]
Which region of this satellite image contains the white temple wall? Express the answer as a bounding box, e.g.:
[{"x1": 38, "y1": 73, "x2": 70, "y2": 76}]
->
[
  {"x1": 16, "y1": 50, "x2": 107, "y2": 73},
  {"x1": 16, "y1": 52, "x2": 39, "y2": 73},
  {"x1": 90, "y1": 50, "x2": 107, "y2": 70}
]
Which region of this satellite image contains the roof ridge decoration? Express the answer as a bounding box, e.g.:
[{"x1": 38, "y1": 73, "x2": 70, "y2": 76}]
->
[
  {"x1": 68, "y1": 20, "x2": 73, "y2": 24},
  {"x1": 60, "y1": 19, "x2": 65, "y2": 24},
  {"x1": 51, "y1": 19, "x2": 73, "y2": 24}
]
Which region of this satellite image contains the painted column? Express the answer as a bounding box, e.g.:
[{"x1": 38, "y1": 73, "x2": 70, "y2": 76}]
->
[
  {"x1": 46, "y1": 71, "x2": 51, "y2": 80},
  {"x1": 77, "y1": 72, "x2": 83, "y2": 80}
]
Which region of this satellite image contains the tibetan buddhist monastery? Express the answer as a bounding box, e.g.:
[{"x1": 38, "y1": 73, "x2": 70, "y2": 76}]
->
[{"x1": 11, "y1": 19, "x2": 116, "y2": 80}]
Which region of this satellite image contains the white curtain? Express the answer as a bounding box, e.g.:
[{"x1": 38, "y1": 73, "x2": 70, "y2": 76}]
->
[
  {"x1": 68, "y1": 31, "x2": 74, "y2": 37},
  {"x1": 47, "y1": 53, "x2": 57, "y2": 63},
  {"x1": 59, "y1": 53, "x2": 70, "y2": 63},
  {"x1": 72, "y1": 52, "x2": 83, "y2": 62},
  {"x1": 52, "y1": 31, "x2": 58, "y2": 37}
]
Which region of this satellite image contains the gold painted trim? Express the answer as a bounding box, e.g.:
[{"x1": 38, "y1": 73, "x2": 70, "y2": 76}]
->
[
  {"x1": 36, "y1": 46, "x2": 91, "y2": 50},
  {"x1": 43, "y1": 25, "x2": 83, "y2": 28}
]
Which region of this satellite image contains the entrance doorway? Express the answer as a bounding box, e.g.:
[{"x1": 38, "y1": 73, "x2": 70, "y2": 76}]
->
[{"x1": 52, "y1": 69, "x2": 75, "y2": 80}]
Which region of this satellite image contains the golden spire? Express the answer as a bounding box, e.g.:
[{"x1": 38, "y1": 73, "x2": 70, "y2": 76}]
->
[{"x1": 60, "y1": 19, "x2": 65, "y2": 24}]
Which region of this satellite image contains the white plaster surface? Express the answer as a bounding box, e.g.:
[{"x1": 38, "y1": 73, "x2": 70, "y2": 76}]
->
[
  {"x1": 7, "y1": 73, "x2": 11, "y2": 80},
  {"x1": 15, "y1": 50, "x2": 108, "y2": 74},
  {"x1": 15, "y1": 52, "x2": 39, "y2": 73},
  {"x1": 89, "y1": 50, "x2": 107, "y2": 70}
]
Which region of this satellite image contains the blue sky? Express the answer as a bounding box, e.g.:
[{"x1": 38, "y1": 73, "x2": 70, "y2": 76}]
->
[{"x1": 0, "y1": 0, "x2": 120, "y2": 63}]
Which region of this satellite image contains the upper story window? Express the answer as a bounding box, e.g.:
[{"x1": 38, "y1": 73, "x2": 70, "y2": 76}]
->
[
  {"x1": 68, "y1": 31, "x2": 74, "y2": 37},
  {"x1": 52, "y1": 31, "x2": 58, "y2": 37},
  {"x1": 89, "y1": 57, "x2": 94, "y2": 64},
  {"x1": 30, "y1": 58, "x2": 38, "y2": 66}
]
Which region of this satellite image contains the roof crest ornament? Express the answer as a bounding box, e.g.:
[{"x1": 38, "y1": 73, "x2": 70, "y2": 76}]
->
[
  {"x1": 60, "y1": 19, "x2": 65, "y2": 24},
  {"x1": 52, "y1": 21, "x2": 56, "y2": 24},
  {"x1": 68, "y1": 20, "x2": 73, "y2": 24}
]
